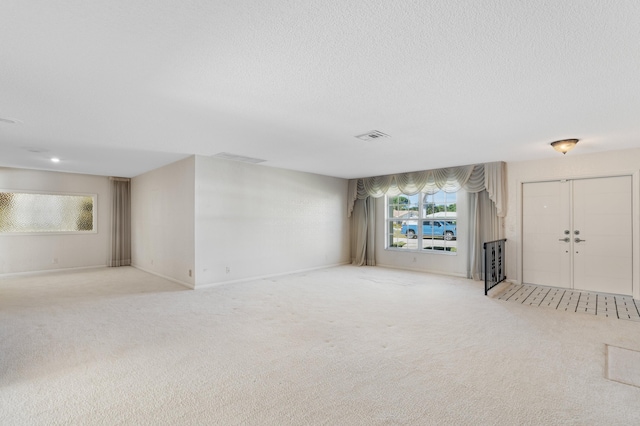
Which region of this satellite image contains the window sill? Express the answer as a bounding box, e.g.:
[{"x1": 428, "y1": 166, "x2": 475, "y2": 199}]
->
[{"x1": 385, "y1": 247, "x2": 457, "y2": 255}]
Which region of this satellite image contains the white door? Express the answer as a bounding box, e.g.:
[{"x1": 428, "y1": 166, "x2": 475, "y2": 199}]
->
[
  {"x1": 522, "y1": 176, "x2": 633, "y2": 295},
  {"x1": 572, "y1": 176, "x2": 632, "y2": 295},
  {"x1": 522, "y1": 181, "x2": 571, "y2": 288}
]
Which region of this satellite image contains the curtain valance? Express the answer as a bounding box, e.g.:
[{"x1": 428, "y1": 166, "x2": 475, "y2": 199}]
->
[{"x1": 348, "y1": 161, "x2": 506, "y2": 218}]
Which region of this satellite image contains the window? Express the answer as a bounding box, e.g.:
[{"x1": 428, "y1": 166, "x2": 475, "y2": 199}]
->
[
  {"x1": 387, "y1": 190, "x2": 457, "y2": 253},
  {"x1": 0, "y1": 191, "x2": 96, "y2": 234}
]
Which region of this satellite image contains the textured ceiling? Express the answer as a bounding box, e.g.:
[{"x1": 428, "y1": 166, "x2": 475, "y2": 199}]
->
[{"x1": 1, "y1": 1, "x2": 640, "y2": 178}]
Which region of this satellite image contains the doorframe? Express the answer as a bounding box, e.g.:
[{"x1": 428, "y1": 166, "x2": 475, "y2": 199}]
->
[{"x1": 517, "y1": 170, "x2": 640, "y2": 300}]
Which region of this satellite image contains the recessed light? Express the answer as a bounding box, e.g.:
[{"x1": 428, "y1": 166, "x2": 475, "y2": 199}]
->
[{"x1": 51, "y1": 157, "x2": 60, "y2": 163}]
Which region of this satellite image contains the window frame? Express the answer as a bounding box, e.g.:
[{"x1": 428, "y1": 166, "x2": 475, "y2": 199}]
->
[
  {"x1": 0, "y1": 189, "x2": 98, "y2": 236},
  {"x1": 386, "y1": 190, "x2": 458, "y2": 254}
]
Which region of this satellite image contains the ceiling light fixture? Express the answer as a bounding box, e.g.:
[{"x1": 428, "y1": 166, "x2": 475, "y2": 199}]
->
[
  {"x1": 51, "y1": 157, "x2": 60, "y2": 163},
  {"x1": 550, "y1": 139, "x2": 579, "y2": 155}
]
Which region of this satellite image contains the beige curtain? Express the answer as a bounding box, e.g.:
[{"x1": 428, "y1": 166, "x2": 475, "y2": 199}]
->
[
  {"x1": 347, "y1": 162, "x2": 506, "y2": 218},
  {"x1": 348, "y1": 162, "x2": 506, "y2": 275},
  {"x1": 109, "y1": 177, "x2": 131, "y2": 267},
  {"x1": 351, "y1": 197, "x2": 376, "y2": 266},
  {"x1": 483, "y1": 161, "x2": 507, "y2": 218},
  {"x1": 468, "y1": 190, "x2": 503, "y2": 280}
]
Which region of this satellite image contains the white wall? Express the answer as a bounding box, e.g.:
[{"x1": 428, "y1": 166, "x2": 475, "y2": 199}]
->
[
  {"x1": 0, "y1": 167, "x2": 110, "y2": 274},
  {"x1": 194, "y1": 156, "x2": 350, "y2": 288},
  {"x1": 374, "y1": 190, "x2": 470, "y2": 277},
  {"x1": 131, "y1": 157, "x2": 195, "y2": 287},
  {"x1": 505, "y1": 148, "x2": 640, "y2": 299}
]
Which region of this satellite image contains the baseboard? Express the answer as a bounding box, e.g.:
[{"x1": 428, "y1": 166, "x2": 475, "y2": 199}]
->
[
  {"x1": 131, "y1": 264, "x2": 194, "y2": 289},
  {"x1": 194, "y1": 261, "x2": 351, "y2": 290},
  {"x1": 0, "y1": 264, "x2": 108, "y2": 279}
]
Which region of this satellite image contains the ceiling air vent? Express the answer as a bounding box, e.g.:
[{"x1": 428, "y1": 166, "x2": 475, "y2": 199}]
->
[
  {"x1": 355, "y1": 130, "x2": 390, "y2": 141},
  {"x1": 212, "y1": 152, "x2": 267, "y2": 164}
]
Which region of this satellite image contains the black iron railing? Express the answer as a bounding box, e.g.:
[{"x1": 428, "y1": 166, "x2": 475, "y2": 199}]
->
[{"x1": 484, "y1": 238, "x2": 507, "y2": 295}]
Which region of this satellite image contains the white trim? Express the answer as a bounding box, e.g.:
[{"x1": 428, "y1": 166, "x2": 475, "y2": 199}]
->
[
  {"x1": 0, "y1": 264, "x2": 107, "y2": 279},
  {"x1": 131, "y1": 264, "x2": 194, "y2": 289},
  {"x1": 632, "y1": 171, "x2": 639, "y2": 300},
  {"x1": 193, "y1": 262, "x2": 351, "y2": 290}
]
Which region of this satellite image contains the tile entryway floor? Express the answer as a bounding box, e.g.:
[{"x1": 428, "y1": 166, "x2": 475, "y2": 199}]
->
[{"x1": 495, "y1": 283, "x2": 640, "y2": 322}]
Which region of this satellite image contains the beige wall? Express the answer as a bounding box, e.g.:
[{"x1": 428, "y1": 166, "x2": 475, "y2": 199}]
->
[
  {"x1": 0, "y1": 167, "x2": 110, "y2": 274},
  {"x1": 194, "y1": 156, "x2": 350, "y2": 288},
  {"x1": 131, "y1": 156, "x2": 350, "y2": 289},
  {"x1": 505, "y1": 148, "x2": 640, "y2": 299},
  {"x1": 8, "y1": 147, "x2": 639, "y2": 298},
  {"x1": 131, "y1": 157, "x2": 196, "y2": 287}
]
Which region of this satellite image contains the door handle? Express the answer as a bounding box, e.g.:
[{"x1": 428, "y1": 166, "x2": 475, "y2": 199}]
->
[
  {"x1": 558, "y1": 237, "x2": 570, "y2": 242},
  {"x1": 575, "y1": 238, "x2": 586, "y2": 243}
]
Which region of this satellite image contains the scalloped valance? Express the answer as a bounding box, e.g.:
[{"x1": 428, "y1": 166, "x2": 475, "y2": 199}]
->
[{"x1": 348, "y1": 161, "x2": 506, "y2": 218}]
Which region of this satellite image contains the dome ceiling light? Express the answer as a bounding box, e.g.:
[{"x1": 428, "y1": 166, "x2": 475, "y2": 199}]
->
[{"x1": 550, "y1": 139, "x2": 579, "y2": 155}]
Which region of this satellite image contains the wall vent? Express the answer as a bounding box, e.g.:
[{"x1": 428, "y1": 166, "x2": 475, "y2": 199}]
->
[
  {"x1": 355, "y1": 130, "x2": 390, "y2": 141},
  {"x1": 212, "y1": 152, "x2": 267, "y2": 164}
]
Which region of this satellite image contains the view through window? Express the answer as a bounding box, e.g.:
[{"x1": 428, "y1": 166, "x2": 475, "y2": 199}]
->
[
  {"x1": 387, "y1": 190, "x2": 457, "y2": 252},
  {"x1": 0, "y1": 192, "x2": 95, "y2": 233}
]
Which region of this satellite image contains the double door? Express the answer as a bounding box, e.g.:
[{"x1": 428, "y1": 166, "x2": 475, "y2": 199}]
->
[{"x1": 522, "y1": 176, "x2": 632, "y2": 295}]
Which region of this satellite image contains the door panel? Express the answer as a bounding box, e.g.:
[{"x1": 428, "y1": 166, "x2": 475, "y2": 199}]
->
[
  {"x1": 522, "y1": 181, "x2": 571, "y2": 288},
  {"x1": 572, "y1": 176, "x2": 632, "y2": 295},
  {"x1": 522, "y1": 176, "x2": 632, "y2": 295}
]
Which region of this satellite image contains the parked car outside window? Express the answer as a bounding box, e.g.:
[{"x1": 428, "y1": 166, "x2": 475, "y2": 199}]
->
[{"x1": 400, "y1": 220, "x2": 457, "y2": 241}]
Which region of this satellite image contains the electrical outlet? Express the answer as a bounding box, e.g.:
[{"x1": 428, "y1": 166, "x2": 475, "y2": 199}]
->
[
  {"x1": 188, "y1": 269, "x2": 192, "y2": 277},
  {"x1": 225, "y1": 266, "x2": 231, "y2": 274},
  {"x1": 52, "y1": 258, "x2": 59, "y2": 264}
]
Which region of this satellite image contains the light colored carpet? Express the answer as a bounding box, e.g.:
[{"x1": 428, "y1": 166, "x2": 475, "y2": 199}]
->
[{"x1": 1, "y1": 265, "x2": 639, "y2": 425}]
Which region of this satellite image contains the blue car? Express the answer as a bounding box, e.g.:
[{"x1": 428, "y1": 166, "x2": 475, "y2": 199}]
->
[{"x1": 401, "y1": 220, "x2": 456, "y2": 241}]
